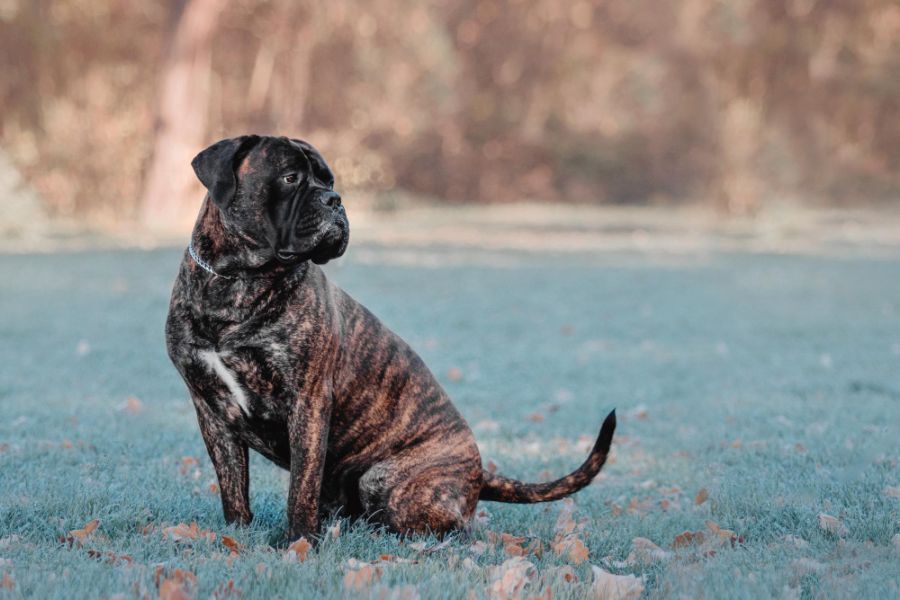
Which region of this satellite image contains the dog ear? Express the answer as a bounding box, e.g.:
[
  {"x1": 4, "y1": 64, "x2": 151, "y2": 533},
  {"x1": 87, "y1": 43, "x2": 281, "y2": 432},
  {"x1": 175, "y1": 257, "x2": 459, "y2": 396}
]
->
[
  {"x1": 191, "y1": 135, "x2": 260, "y2": 208},
  {"x1": 290, "y1": 138, "x2": 335, "y2": 188}
]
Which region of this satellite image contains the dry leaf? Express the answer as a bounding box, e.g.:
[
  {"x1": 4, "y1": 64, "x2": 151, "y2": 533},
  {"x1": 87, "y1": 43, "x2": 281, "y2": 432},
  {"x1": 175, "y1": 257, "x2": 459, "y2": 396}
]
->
[
  {"x1": 221, "y1": 535, "x2": 241, "y2": 555},
  {"x1": 122, "y1": 396, "x2": 143, "y2": 413},
  {"x1": 705, "y1": 520, "x2": 738, "y2": 541},
  {"x1": 157, "y1": 569, "x2": 197, "y2": 600},
  {"x1": 162, "y1": 522, "x2": 216, "y2": 543},
  {"x1": 208, "y1": 483, "x2": 219, "y2": 495},
  {"x1": 377, "y1": 554, "x2": 418, "y2": 564},
  {"x1": 343, "y1": 563, "x2": 382, "y2": 592},
  {"x1": 554, "y1": 499, "x2": 577, "y2": 536},
  {"x1": 68, "y1": 518, "x2": 100, "y2": 542},
  {"x1": 285, "y1": 537, "x2": 311, "y2": 562},
  {"x1": 504, "y1": 543, "x2": 526, "y2": 557},
  {"x1": 817, "y1": 513, "x2": 847, "y2": 536},
  {"x1": 527, "y1": 412, "x2": 545, "y2": 423},
  {"x1": 627, "y1": 537, "x2": 671, "y2": 565},
  {"x1": 0, "y1": 573, "x2": 14, "y2": 590},
  {"x1": 590, "y1": 566, "x2": 644, "y2": 600},
  {"x1": 552, "y1": 535, "x2": 589, "y2": 565},
  {"x1": 327, "y1": 522, "x2": 341, "y2": 540},
  {"x1": 672, "y1": 530, "x2": 705, "y2": 549},
  {"x1": 486, "y1": 460, "x2": 498, "y2": 474},
  {"x1": 694, "y1": 488, "x2": 709, "y2": 505},
  {"x1": 447, "y1": 367, "x2": 463, "y2": 381},
  {"x1": 884, "y1": 486, "x2": 900, "y2": 499},
  {"x1": 179, "y1": 456, "x2": 199, "y2": 476},
  {"x1": 488, "y1": 557, "x2": 536, "y2": 600},
  {"x1": 500, "y1": 533, "x2": 527, "y2": 545}
]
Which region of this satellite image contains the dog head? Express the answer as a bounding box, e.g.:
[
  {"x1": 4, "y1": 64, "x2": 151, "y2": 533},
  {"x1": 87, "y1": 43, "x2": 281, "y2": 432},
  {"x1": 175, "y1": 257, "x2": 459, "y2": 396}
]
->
[{"x1": 192, "y1": 135, "x2": 349, "y2": 266}]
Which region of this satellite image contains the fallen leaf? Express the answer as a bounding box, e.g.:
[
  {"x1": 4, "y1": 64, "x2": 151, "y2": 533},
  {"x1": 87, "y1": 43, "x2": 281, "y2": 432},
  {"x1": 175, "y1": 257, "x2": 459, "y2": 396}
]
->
[
  {"x1": 120, "y1": 396, "x2": 143, "y2": 413},
  {"x1": 554, "y1": 499, "x2": 577, "y2": 536},
  {"x1": 817, "y1": 513, "x2": 847, "y2": 536},
  {"x1": 527, "y1": 412, "x2": 545, "y2": 423},
  {"x1": 179, "y1": 456, "x2": 199, "y2": 476},
  {"x1": 343, "y1": 562, "x2": 382, "y2": 592},
  {"x1": 590, "y1": 565, "x2": 644, "y2": 600},
  {"x1": 157, "y1": 568, "x2": 197, "y2": 600},
  {"x1": 0, "y1": 573, "x2": 13, "y2": 590},
  {"x1": 486, "y1": 460, "x2": 498, "y2": 474},
  {"x1": 552, "y1": 535, "x2": 589, "y2": 565},
  {"x1": 162, "y1": 522, "x2": 216, "y2": 543},
  {"x1": 208, "y1": 483, "x2": 220, "y2": 495},
  {"x1": 884, "y1": 486, "x2": 900, "y2": 499},
  {"x1": 221, "y1": 535, "x2": 241, "y2": 555},
  {"x1": 500, "y1": 533, "x2": 526, "y2": 545},
  {"x1": 377, "y1": 554, "x2": 418, "y2": 564},
  {"x1": 705, "y1": 520, "x2": 738, "y2": 541},
  {"x1": 447, "y1": 367, "x2": 463, "y2": 382},
  {"x1": 488, "y1": 557, "x2": 536, "y2": 600},
  {"x1": 327, "y1": 521, "x2": 341, "y2": 540},
  {"x1": 672, "y1": 530, "x2": 705, "y2": 549},
  {"x1": 627, "y1": 537, "x2": 671, "y2": 565},
  {"x1": 285, "y1": 537, "x2": 311, "y2": 562},
  {"x1": 694, "y1": 488, "x2": 709, "y2": 505},
  {"x1": 504, "y1": 543, "x2": 526, "y2": 557},
  {"x1": 66, "y1": 519, "x2": 100, "y2": 542}
]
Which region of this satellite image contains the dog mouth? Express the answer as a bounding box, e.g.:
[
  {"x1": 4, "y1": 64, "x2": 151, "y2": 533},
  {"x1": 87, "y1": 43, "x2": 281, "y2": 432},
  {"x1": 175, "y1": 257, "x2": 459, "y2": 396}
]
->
[{"x1": 275, "y1": 211, "x2": 349, "y2": 265}]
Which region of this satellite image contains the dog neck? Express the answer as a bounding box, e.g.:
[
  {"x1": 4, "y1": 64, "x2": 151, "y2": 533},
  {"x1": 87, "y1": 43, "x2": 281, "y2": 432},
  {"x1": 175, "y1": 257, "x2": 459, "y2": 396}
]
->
[{"x1": 189, "y1": 197, "x2": 307, "y2": 283}]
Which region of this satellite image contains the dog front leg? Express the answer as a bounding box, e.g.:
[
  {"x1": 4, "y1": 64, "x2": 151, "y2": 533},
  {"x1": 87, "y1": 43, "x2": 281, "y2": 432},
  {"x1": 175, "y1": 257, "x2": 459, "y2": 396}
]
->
[
  {"x1": 191, "y1": 393, "x2": 252, "y2": 525},
  {"x1": 286, "y1": 389, "x2": 333, "y2": 541}
]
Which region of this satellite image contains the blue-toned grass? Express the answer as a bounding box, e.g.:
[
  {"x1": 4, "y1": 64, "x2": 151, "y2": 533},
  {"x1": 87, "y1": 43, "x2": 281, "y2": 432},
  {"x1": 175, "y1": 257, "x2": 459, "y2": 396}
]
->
[{"x1": 1, "y1": 246, "x2": 898, "y2": 598}]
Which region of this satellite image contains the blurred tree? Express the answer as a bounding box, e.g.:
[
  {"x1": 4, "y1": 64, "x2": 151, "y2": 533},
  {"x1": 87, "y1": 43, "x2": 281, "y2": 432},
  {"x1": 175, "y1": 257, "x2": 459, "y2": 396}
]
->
[
  {"x1": 0, "y1": 0, "x2": 897, "y2": 226},
  {"x1": 139, "y1": 0, "x2": 228, "y2": 229}
]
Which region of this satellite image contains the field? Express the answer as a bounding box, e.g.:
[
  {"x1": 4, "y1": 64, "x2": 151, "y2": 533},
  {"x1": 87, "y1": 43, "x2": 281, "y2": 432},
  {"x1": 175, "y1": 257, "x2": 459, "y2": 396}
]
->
[{"x1": 1, "y1": 219, "x2": 899, "y2": 598}]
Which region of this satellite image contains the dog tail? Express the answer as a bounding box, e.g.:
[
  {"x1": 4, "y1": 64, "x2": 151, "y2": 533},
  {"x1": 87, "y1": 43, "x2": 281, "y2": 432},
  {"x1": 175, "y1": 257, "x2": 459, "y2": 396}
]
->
[{"x1": 478, "y1": 409, "x2": 616, "y2": 503}]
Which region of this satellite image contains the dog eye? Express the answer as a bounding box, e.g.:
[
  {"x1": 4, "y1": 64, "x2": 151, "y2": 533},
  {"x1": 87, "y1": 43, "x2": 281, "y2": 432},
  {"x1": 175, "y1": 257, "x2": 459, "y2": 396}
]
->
[{"x1": 282, "y1": 174, "x2": 299, "y2": 184}]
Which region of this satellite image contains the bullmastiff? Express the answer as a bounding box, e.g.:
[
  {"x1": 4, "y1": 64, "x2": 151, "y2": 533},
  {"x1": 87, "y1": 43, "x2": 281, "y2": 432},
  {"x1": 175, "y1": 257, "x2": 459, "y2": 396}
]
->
[{"x1": 165, "y1": 135, "x2": 616, "y2": 541}]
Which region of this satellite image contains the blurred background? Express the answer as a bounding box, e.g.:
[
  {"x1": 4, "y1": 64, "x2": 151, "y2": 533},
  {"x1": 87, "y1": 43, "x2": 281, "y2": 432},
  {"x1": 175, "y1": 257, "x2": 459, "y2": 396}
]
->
[{"x1": 1, "y1": 0, "x2": 899, "y2": 238}]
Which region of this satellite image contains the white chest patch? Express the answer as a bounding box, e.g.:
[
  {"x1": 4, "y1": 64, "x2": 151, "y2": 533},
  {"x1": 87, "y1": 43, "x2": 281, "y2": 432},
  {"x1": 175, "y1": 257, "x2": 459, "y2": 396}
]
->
[{"x1": 198, "y1": 350, "x2": 250, "y2": 415}]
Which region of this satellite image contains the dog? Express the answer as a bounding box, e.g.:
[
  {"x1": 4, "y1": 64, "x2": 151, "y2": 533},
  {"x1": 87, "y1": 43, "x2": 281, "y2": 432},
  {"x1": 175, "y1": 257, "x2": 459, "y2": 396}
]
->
[{"x1": 165, "y1": 135, "x2": 616, "y2": 541}]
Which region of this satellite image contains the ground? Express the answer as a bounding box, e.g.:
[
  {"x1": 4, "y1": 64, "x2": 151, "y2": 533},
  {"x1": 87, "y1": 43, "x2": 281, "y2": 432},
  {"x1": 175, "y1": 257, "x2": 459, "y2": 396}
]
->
[{"x1": 1, "y1": 210, "x2": 899, "y2": 599}]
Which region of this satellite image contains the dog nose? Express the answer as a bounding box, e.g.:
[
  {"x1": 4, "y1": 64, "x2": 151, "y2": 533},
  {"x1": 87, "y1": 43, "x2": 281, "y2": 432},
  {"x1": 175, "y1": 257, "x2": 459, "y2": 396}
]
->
[{"x1": 322, "y1": 191, "x2": 341, "y2": 208}]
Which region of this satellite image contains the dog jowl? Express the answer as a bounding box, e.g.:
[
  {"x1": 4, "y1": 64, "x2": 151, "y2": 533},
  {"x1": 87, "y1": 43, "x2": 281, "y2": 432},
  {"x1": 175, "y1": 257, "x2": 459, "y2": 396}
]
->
[{"x1": 165, "y1": 134, "x2": 616, "y2": 541}]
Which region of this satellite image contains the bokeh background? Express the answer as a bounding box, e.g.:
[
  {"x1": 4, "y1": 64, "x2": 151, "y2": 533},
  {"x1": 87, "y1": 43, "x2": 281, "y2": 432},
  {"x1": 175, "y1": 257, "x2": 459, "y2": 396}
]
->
[{"x1": 1, "y1": 0, "x2": 899, "y2": 233}]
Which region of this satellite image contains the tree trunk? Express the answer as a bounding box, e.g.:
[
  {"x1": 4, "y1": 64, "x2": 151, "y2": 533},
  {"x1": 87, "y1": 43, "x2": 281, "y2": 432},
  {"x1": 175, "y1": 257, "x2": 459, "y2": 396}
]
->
[{"x1": 138, "y1": 0, "x2": 227, "y2": 231}]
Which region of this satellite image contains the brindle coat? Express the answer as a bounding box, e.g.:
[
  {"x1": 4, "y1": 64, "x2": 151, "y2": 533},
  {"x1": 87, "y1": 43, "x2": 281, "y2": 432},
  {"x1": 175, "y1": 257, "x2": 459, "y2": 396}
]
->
[{"x1": 166, "y1": 135, "x2": 616, "y2": 541}]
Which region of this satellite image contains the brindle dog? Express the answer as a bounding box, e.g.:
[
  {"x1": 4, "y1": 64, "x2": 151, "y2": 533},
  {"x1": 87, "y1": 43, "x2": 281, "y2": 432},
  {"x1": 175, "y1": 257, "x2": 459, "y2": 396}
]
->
[{"x1": 165, "y1": 135, "x2": 616, "y2": 542}]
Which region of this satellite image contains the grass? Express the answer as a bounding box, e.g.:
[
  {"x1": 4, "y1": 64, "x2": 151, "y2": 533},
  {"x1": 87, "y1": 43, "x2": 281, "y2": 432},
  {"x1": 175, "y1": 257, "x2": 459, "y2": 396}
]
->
[{"x1": 1, "y1": 243, "x2": 899, "y2": 599}]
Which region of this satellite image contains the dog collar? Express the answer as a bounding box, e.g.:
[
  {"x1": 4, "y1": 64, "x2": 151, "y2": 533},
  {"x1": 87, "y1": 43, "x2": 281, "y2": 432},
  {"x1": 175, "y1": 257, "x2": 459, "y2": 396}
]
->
[{"x1": 188, "y1": 240, "x2": 234, "y2": 279}]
